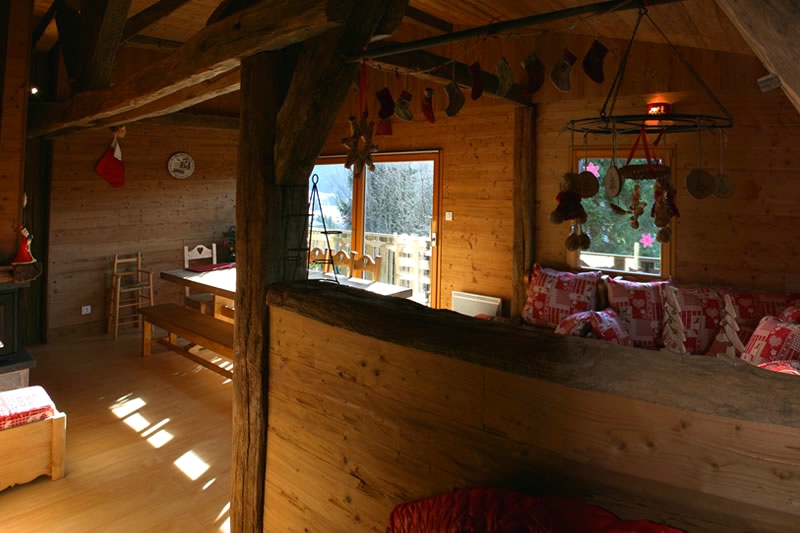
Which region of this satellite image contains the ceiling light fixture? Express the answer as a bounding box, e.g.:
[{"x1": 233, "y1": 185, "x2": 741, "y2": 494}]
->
[{"x1": 562, "y1": 7, "x2": 733, "y2": 136}]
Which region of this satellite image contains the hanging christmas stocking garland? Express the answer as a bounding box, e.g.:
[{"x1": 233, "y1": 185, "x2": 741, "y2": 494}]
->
[
  {"x1": 376, "y1": 87, "x2": 395, "y2": 120},
  {"x1": 422, "y1": 87, "x2": 435, "y2": 124},
  {"x1": 469, "y1": 61, "x2": 484, "y2": 100},
  {"x1": 582, "y1": 40, "x2": 608, "y2": 84},
  {"x1": 445, "y1": 81, "x2": 465, "y2": 117},
  {"x1": 395, "y1": 90, "x2": 414, "y2": 122},
  {"x1": 550, "y1": 49, "x2": 577, "y2": 93},
  {"x1": 496, "y1": 57, "x2": 514, "y2": 97},
  {"x1": 521, "y1": 52, "x2": 545, "y2": 95}
]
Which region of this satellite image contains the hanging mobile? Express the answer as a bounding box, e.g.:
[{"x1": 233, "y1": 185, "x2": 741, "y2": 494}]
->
[
  {"x1": 685, "y1": 121, "x2": 715, "y2": 199},
  {"x1": 713, "y1": 131, "x2": 734, "y2": 199},
  {"x1": 577, "y1": 133, "x2": 599, "y2": 198},
  {"x1": 604, "y1": 122, "x2": 622, "y2": 197}
]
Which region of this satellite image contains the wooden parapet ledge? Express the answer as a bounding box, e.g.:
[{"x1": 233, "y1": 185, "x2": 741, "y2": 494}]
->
[{"x1": 268, "y1": 281, "x2": 800, "y2": 430}]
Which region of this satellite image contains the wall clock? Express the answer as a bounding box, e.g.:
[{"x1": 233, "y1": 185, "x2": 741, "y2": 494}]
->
[{"x1": 167, "y1": 152, "x2": 195, "y2": 179}]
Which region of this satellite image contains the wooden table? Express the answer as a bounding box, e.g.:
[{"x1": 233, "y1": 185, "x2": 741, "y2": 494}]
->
[{"x1": 160, "y1": 267, "x2": 413, "y2": 321}]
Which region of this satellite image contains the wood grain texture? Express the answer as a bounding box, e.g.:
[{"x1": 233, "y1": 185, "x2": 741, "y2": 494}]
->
[
  {"x1": 713, "y1": 0, "x2": 800, "y2": 113},
  {"x1": 30, "y1": 0, "x2": 354, "y2": 137},
  {"x1": 274, "y1": 0, "x2": 410, "y2": 186},
  {"x1": 121, "y1": 0, "x2": 192, "y2": 43},
  {"x1": 0, "y1": 0, "x2": 32, "y2": 264},
  {"x1": 78, "y1": 0, "x2": 133, "y2": 91},
  {"x1": 268, "y1": 283, "x2": 800, "y2": 429},
  {"x1": 46, "y1": 123, "x2": 237, "y2": 339},
  {"x1": 231, "y1": 51, "x2": 284, "y2": 533},
  {"x1": 265, "y1": 303, "x2": 800, "y2": 532},
  {"x1": 511, "y1": 106, "x2": 535, "y2": 319}
]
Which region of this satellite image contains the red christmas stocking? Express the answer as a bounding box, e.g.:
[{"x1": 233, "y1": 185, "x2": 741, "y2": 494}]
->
[
  {"x1": 550, "y1": 49, "x2": 577, "y2": 93},
  {"x1": 521, "y1": 52, "x2": 545, "y2": 95},
  {"x1": 582, "y1": 40, "x2": 608, "y2": 84},
  {"x1": 469, "y1": 61, "x2": 484, "y2": 100},
  {"x1": 376, "y1": 87, "x2": 395, "y2": 119},
  {"x1": 422, "y1": 87, "x2": 435, "y2": 124},
  {"x1": 95, "y1": 136, "x2": 125, "y2": 188}
]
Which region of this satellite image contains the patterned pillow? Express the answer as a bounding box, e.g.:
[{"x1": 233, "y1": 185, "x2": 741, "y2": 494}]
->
[
  {"x1": 590, "y1": 308, "x2": 631, "y2": 346},
  {"x1": 521, "y1": 265, "x2": 600, "y2": 328},
  {"x1": 555, "y1": 311, "x2": 593, "y2": 337},
  {"x1": 758, "y1": 360, "x2": 800, "y2": 376},
  {"x1": 0, "y1": 386, "x2": 56, "y2": 430},
  {"x1": 662, "y1": 286, "x2": 723, "y2": 354},
  {"x1": 779, "y1": 300, "x2": 800, "y2": 323},
  {"x1": 718, "y1": 289, "x2": 798, "y2": 328},
  {"x1": 704, "y1": 325, "x2": 754, "y2": 357},
  {"x1": 741, "y1": 316, "x2": 800, "y2": 366},
  {"x1": 605, "y1": 278, "x2": 671, "y2": 348}
]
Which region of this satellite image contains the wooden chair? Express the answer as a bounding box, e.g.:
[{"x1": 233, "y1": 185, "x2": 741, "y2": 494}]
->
[
  {"x1": 352, "y1": 253, "x2": 382, "y2": 281},
  {"x1": 183, "y1": 244, "x2": 217, "y2": 314},
  {"x1": 330, "y1": 249, "x2": 353, "y2": 277},
  {"x1": 108, "y1": 252, "x2": 154, "y2": 340}
]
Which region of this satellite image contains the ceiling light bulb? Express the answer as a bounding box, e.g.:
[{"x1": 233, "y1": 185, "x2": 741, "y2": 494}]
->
[{"x1": 30, "y1": 87, "x2": 38, "y2": 95}]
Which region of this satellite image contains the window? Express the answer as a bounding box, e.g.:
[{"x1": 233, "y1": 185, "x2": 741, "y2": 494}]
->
[
  {"x1": 310, "y1": 152, "x2": 441, "y2": 306},
  {"x1": 571, "y1": 149, "x2": 673, "y2": 278}
]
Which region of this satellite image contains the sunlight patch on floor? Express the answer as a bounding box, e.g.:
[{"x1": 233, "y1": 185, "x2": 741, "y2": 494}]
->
[
  {"x1": 147, "y1": 429, "x2": 174, "y2": 448},
  {"x1": 174, "y1": 450, "x2": 210, "y2": 481},
  {"x1": 111, "y1": 396, "x2": 146, "y2": 418},
  {"x1": 216, "y1": 502, "x2": 231, "y2": 533},
  {"x1": 123, "y1": 412, "x2": 150, "y2": 432},
  {"x1": 141, "y1": 417, "x2": 170, "y2": 437},
  {"x1": 203, "y1": 477, "x2": 217, "y2": 490}
]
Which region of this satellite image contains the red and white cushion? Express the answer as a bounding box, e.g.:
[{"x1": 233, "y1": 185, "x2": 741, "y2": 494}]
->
[
  {"x1": 741, "y1": 316, "x2": 800, "y2": 366},
  {"x1": 590, "y1": 308, "x2": 632, "y2": 346},
  {"x1": 662, "y1": 287, "x2": 723, "y2": 355},
  {"x1": 704, "y1": 325, "x2": 754, "y2": 357},
  {"x1": 758, "y1": 360, "x2": 800, "y2": 376},
  {"x1": 0, "y1": 385, "x2": 56, "y2": 430},
  {"x1": 521, "y1": 265, "x2": 599, "y2": 328},
  {"x1": 718, "y1": 289, "x2": 797, "y2": 328},
  {"x1": 779, "y1": 300, "x2": 800, "y2": 323},
  {"x1": 605, "y1": 278, "x2": 671, "y2": 348},
  {"x1": 555, "y1": 311, "x2": 593, "y2": 337}
]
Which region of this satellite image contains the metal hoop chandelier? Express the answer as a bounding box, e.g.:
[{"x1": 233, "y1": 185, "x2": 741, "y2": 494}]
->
[{"x1": 562, "y1": 7, "x2": 734, "y2": 136}]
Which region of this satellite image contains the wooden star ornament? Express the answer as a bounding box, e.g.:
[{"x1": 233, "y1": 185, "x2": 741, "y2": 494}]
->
[{"x1": 342, "y1": 111, "x2": 378, "y2": 176}]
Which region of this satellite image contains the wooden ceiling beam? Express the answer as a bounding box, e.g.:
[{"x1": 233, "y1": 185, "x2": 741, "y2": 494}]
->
[
  {"x1": 29, "y1": 0, "x2": 356, "y2": 138},
  {"x1": 31, "y1": 68, "x2": 241, "y2": 137},
  {"x1": 404, "y1": 6, "x2": 453, "y2": 34},
  {"x1": 121, "y1": 34, "x2": 181, "y2": 52},
  {"x1": 372, "y1": 43, "x2": 530, "y2": 106},
  {"x1": 275, "y1": 1, "x2": 410, "y2": 185},
  {"x1": 78, "y1": 0, "x2": 133, "y2": 90},
  {"x1": 54, "y1": 5, "x2": 81, "y2": 92},
  {"x1": 138, "y1": 111, "x2": 239, "y2": 130},
  {"x1": 121, "y1": 0, "x2": 193, "y2": 43},
  {"x1": 31, "y1": 0, "x2": 63, "y2": 50},
  {"x1": 713, "y1": 0, "x2": 800, "y2": 114}
]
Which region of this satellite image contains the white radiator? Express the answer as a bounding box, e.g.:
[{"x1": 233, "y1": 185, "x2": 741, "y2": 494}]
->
[{"x1": 451, "y1": 291, "x2": 502, "y2": 317}]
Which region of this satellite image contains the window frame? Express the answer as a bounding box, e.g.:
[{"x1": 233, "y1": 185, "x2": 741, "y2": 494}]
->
[
  {"x1": 567, "y1": 145, "x2": 675, "y2": 281},
  {"x1": 315, "y1": 150, "x2": 443, "y2": 307}
]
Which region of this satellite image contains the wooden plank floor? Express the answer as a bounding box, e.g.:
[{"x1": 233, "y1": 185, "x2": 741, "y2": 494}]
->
[{"x1": 0, "y1": 331, "x2": 233, "y2": 533}]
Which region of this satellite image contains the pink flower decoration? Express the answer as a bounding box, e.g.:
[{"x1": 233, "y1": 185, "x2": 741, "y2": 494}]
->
[
  {"x1": 640, "y1": 233, "x2": 655, "y2": 248},
  {"x1": 586, "y1": 162, "x2": 600, "y2": 177}
]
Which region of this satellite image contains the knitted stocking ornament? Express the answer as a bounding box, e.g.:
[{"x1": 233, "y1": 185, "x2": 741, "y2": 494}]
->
[
  {"x1": 422, "y1": 87, "x2": 435, "y2": 124},
  {"x1": 445, "y1": 81, "x2": 465, "y2": 117},
  {"x1": 495, "y1": 57, "x2": 514, "y2": 97},
  {"x1": 582, "y1": 40, "x2": 608, "y2": 84},
  {"x1": 521, "y1": 52, "x2": 545, "y2": 95},
  {"x1": 375, "y1": 87, "x2": 395, "y2": 119},
  {"x1": 469, "y1": 61, "x2": 483, "y2": 100},
  {"x1": 395, "y1": 90, "x2": 413, "y2": 122},
  {"x1": 550, "y1": 49, "x2": 577, "y2": 93}
]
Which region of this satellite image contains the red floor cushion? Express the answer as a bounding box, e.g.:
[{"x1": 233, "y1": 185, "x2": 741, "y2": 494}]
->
[
  {"x1": 387, "y1": 487, "x2": 682, "y2": 533},
  {"x1": 0, "y1": 386, "x2": 56, "y2": 430}
]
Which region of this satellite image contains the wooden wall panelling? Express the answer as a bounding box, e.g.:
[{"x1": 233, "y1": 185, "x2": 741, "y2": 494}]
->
[
  {"x1": 0, "y1": 0, "x2": 32, "y2": 264},
  {"x1": 265, "y1": 303, "x2": 800, "y2": 532},
  {"x1": 46, "y1": 124, "x2": 237, "y2": 339}
]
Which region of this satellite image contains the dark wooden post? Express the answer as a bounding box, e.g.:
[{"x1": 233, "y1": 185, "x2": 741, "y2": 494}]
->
[
  {"x1": 512, "y1": 106, "x2": 536, "y2": 319},
  {"x1": 231, "y1": 50, "x2": 293, "y2": 532}
]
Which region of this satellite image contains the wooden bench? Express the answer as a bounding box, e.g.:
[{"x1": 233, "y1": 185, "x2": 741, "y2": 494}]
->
[{"x1": 140, "y1": 303, "x2": 234, "y2": 379}]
